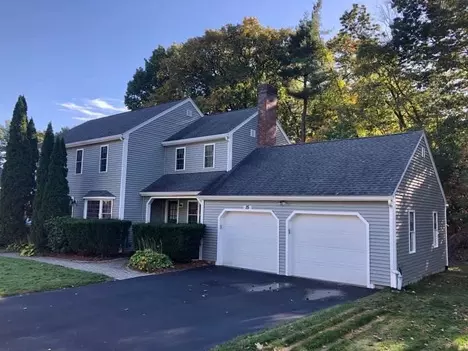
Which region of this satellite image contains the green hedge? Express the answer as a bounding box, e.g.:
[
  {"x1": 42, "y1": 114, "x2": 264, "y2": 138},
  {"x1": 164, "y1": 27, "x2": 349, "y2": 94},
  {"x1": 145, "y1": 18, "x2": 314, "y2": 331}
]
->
[
  {"x1": 45, "y1": 217, "x2": 132, "y2": 256},
  {"x1": 132, "y1": 223, "x2": 205, "y2": 263}
]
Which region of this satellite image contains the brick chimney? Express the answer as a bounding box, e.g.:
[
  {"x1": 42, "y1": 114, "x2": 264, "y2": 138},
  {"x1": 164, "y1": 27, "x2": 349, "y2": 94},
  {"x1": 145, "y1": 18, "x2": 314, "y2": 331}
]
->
[{"x1": 257, "y1": 84, "x2": 277, "y2": 147}]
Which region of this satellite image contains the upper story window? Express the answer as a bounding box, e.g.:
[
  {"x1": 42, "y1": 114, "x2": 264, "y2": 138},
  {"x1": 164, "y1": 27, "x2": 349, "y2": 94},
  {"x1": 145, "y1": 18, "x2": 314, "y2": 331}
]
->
[
  {"x1": 75, "y1": 149, "x2": 83, "y2": 174},
  {"x1": 408, "y1": 210, "x2": 416, "y2": 254},
  {"x1": 175, "y1": 147, "x2": 185, "y2": 171},
  {"x1": 204, "y1": 144, "x2": 215, "y2": 168},
  {"x1": 100, "y1": 145, "x2": 108, "y2": 173}
]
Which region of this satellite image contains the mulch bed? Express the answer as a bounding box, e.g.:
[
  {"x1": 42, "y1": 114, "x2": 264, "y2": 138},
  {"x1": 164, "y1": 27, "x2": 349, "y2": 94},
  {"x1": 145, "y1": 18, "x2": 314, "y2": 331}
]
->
[{"x1": 150, "y1": 260, "x2": 212, "y2": 275}]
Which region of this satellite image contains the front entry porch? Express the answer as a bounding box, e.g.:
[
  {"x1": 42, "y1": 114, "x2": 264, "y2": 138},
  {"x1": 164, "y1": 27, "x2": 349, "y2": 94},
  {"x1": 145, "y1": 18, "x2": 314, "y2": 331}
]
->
[{"x1": 146, "y1": 198, "x2": 201, "y2": 224}]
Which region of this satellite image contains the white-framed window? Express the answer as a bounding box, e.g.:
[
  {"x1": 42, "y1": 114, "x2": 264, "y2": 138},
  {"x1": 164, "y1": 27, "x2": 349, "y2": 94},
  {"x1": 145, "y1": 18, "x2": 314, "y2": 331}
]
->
[
  {"x1": 75, "y1": 149, "x2": 83, "y2": 174},
  {"x1": 250, "y1": 129, "x2": 256, "y2": 138},
  {"x1": 187, "y1": 201, "x2": 199, "y2": 224},
  {"x1": 99, "y1": 145, "x2": 108, "y2": 173},
  {"x1": 186, "y1": 109, "x2": 193, "y2": 117},
  {"x1": 84, "y1": 199, "x2": 113, "y2": 219},
  {"x1": 408, "y1": 210, "x2": 416, "y2": 253},
  {"x1": 204, "y1": 144, "x2": 215, "y2": 168},
  {"x1": 433, "y1": 211, "x2": 439, "y2": 248},
  {"x1": 175, "y1": 147, "x2": 185, "y2": 171},
  {"x1": 421, "y1": 147, "x2": 426, "y2": 158}
]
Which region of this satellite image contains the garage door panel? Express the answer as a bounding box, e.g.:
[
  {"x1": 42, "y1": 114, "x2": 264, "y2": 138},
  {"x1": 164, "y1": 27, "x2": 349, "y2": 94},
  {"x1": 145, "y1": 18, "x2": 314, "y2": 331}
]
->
[
  {"x1": 288, "y1": 213, "x2": 368, "y2": 287},
  {"x1": 220, "y1": 211, "x2": 277, "y2": 274}
]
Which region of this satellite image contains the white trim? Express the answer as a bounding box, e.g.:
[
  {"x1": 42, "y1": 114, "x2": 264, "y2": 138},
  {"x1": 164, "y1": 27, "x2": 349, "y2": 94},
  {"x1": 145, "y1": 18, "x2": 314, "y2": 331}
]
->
[
  {"x1": 83, "y1": 198, "x2": 114, "y2": 219},
  {"x1": 408, "y1": 210, "x2": 416, "y2": 254},
  {"x1": 75, "y1": 149, "x2": 84, "y2": 175},
  {"x1": 445, "y1": 204, "x2": 449, "y2": 266},
  {"x1": 140, "y1": 191, "x2": 199, "y2": 197},
  {"x1": 175, "y1": 147, "x2": 186, "y2": 171},
  {"x1": 83, "y1": 196, "x2": 116, "y2": 200},
  {"x1": 432, "y1": 211, "x2": 439, "y2": 248},
  {"x1": 83, "y1": 199, "x2": 88, "y2": 219},
  {"x1": 187, "y1": 200, "x2": 199, "y2": 224},
  {"x1": 162, "y1": 134, "x2": 228, "y2": 146},
  {"x1": 197, "y1": 199, "x2": 205, "y2": 259},
  {"x1": 198, "y1": 195, "x2": 391, "y2": 202},
  {"x1": 66, "y1": 135, "x2": 122, "y2": 148},
  {"x1": 285, "y1": 210, "x2": 374, "y2": 289},
  {"x1": 393, "y1": 133, "x2": 447, "y2": 204},
  {"x1": 276, "y1": 121, "x2": 291, "y2": 144},
  {"x1": 125, "y1": 99, "x2": 197, "y2": 136},
  {"x1": 118, "y1": 136, "x2": 129, "y2": 219},
  {"x1": 99, "y1": 144, "x2": 109, "y2": 173},
  {"x1": 203, "y1": 143, "x2": 215, "y2": 169},
  {"x1": 145, "y1": 198, "x2": 154, "y2": 223},
  {"x1": 227, "y1": 134, "x2": 233, "y2": 171},
  {"x1": 216, "y1": 209, "x2": 280, "y2": 274},
  {"x1": 389, "y1": 199, "x2": 398, "y2": 288}
]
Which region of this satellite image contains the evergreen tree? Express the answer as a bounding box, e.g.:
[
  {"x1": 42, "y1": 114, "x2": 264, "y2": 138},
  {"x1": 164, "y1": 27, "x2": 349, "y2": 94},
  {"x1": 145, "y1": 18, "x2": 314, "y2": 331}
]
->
[
  {"x1": 279, "y1": 0, "x2": 330, "y2": 142},
  {"x1": 42, "y1": 136, "x2": 70, "y2": 221},
  {"x1": 0, "y1": 96, "x2": 31, "y2": 245},
  {"x1": 25, "y1": 118, "x2": 39, "y2": 219},
  {"x1": 30, "y1": 123, "x2": 54, "y2": 248}
]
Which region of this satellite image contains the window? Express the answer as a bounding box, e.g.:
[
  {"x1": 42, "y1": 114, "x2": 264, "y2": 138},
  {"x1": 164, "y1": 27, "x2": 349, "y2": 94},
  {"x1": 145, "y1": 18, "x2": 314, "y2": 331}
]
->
[
  {"x1": 167, "y1": 200, "x2": 178, "y2": 223},
  {"x1": 409, "y1": 210, "x2": 416, "y2": 253},
  {"x1": 250, "y1": 129, "x2": 256, "y2": 138},
  {"x1": 187, "y1": 201, "x2": 199, "y2": 224},
  {"x1": 204, "y1": 144, "x2": 215, "y2": 168},
  {"x1": 186, "y1": 109, "x2": 193, "y2": 117},
  {"x1": 421, "y1": 147, "x2": 426, "y2": 158},
  {"x1": 85, "y1": 199, "x2": 113, "y2": 219},
  {"x1": 175, "y1": 147, "x2": 185, "y2": 171},
  {"x1": 100, "y1": 145, "x2": 108, "y2": 173},
  {"x1": 433, "y1": 211, "x2": 439, "y2": 248},
  {"x1": 75, "y1": 149, "x2": 83, "y2": 174}
]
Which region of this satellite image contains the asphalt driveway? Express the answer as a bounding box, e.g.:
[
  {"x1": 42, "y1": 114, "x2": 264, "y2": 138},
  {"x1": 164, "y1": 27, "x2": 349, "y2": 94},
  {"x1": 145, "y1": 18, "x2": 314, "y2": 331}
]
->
[{"x1": 0, "y1": 266, "x2": 373, "y2": 351}]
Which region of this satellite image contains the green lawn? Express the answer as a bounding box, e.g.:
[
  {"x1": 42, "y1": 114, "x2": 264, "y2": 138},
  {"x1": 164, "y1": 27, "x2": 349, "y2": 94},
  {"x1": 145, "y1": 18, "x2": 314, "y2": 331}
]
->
[
  {"x1": 214, "y1": 264, "x2": 468, "y2": 351},
  {"x1": 0, "y1": 257, "x2": 109, "y2": 297}
]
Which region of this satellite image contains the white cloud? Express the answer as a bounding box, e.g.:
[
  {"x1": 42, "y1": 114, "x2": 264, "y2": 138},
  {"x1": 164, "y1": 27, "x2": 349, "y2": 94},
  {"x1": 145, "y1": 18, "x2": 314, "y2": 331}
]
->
[
  {"x1": 88, "y1": 98, "x2": 128, "y2": 113},
  {"x1": 59, "y1": 98, "x2": 128, "y2": 123}
]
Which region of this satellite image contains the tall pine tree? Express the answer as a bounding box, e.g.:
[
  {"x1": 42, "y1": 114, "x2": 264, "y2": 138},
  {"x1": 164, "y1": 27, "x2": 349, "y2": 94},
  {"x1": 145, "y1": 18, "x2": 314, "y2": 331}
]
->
[
  {"x1": 42, "y1": 136, "x2": 70, "y2": 222},
  {"x1": 30, "y1": 123, "x2": 54, "y2": 248},
  {"x1": 0, "y1": 96, "x2": 32, "y2": 244},
  {"x1": 25, "y1": 118, "x2": 39, "y2": 219},
  {"x1": 280, "y1": 0, "x2": 330, "y2": 142}
]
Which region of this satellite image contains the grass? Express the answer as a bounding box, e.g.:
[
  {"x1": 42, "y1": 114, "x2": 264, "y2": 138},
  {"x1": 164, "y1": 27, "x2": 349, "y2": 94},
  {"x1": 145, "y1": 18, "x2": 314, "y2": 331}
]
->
[
  {"x1": 213, "y1": 264, "x2": 468, "y2": 351},
  {"x1": 0, "y1": 257, "x2": 109, "y2": 297}
]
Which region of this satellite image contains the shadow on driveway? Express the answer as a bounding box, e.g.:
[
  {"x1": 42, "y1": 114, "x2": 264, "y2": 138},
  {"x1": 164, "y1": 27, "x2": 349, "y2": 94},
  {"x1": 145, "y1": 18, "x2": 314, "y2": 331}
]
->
[{"x1": 0, "y1": 266, "x2": 373, "y2": 351}]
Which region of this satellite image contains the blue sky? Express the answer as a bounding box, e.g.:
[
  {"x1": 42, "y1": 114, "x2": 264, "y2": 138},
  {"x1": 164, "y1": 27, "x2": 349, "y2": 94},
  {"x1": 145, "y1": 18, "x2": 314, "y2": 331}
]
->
[{"x1": 0, "y1": 0, "x2": 383, "y2": 131}]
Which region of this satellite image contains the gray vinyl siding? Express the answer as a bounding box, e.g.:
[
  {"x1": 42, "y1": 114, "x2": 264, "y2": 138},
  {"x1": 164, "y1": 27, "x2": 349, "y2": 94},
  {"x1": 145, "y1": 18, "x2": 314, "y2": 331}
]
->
[
  {"x1": 276, "y1": 125, "x2": 289, "y2": 145},
  {"x1": 124, "y1": 101, "x2": 201, "y2": 222},
  {"x1": 202, "y1": 200, "x2": 391, "y2": 287},
  {"x1": 67, "y1": 140, "x2": 123, "y2": 219},
  {"x1": 395, "y1": 139, "x2": 447, "y2": 286},
  {"x1": 232, "y1": 115, "x2": 257, "y2": 168},
  {"x1": 164, "y1": 140, "x2": 228, "y2": 173}
]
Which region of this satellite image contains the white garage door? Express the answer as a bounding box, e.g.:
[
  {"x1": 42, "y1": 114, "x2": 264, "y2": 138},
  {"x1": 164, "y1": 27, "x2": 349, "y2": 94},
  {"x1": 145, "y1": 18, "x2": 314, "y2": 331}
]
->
[
  {"x1": 287, "y1": 213, "x2": 368, "y2": 287},
  {"x1": 218, "y1": 211, "x2": 278, "y2": 274}
]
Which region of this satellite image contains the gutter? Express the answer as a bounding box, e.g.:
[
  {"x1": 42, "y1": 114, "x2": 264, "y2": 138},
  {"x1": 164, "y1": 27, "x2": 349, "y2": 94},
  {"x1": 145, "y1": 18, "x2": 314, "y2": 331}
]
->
[{"x1": 66, "y1": 135, "x2": 123, "y2": 148}]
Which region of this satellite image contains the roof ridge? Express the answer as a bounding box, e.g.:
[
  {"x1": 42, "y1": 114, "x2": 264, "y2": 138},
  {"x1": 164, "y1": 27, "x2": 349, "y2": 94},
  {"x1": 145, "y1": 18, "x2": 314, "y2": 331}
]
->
[{"x1": 266, "y1": 130, "x2": 424, "y2": 149}]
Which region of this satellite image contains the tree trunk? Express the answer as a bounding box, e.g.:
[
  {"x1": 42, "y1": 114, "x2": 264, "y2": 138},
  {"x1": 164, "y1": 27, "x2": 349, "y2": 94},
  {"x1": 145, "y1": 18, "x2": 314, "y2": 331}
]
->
[{"x1": 301, "y1": 98, "x2": 308, "y2": 143}]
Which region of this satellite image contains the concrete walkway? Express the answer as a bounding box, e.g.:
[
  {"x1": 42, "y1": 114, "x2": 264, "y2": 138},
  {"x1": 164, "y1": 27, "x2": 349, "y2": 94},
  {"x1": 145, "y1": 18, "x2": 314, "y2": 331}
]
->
[{"x1": 0, "y1": 252, "x2": 149, "y2": 280}]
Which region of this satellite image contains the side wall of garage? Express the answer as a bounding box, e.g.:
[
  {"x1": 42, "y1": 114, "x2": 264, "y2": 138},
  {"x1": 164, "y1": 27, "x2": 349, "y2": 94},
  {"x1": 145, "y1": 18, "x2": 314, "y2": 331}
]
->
[{"x1": 201, "y1": 200, "x2": 391, "y2": 287}]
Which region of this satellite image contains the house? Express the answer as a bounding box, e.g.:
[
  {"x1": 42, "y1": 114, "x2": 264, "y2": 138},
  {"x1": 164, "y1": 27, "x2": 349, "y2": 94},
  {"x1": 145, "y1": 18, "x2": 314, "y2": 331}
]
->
[{"x1": 64, "y1": 84, "x2": 447, "y2": 289}]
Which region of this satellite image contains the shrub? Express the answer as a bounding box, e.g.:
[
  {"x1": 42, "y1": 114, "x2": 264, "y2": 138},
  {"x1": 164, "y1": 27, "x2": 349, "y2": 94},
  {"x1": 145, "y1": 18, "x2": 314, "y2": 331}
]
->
[
  {"x1": 45, "y1": 217, "x2": 132, "y2": 256},
  {"x1": 19, "y1": 243, "x2": 36, "y2": 257},
  {"x1": 133, "y1": 223, "x2": 205, "y2": 263},
  {"x1": 5, "y1": 242, "x2": 27, "y2": 252},
  {"x1": 129, "y1": 249, "x2": 173, "y2": 272}
]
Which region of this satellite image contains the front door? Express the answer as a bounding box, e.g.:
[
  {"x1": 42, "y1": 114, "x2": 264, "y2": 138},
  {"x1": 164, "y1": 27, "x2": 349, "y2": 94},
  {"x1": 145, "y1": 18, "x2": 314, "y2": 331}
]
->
[{"x1": 167, "y1": 200, "x2": 178, "y2": 223}]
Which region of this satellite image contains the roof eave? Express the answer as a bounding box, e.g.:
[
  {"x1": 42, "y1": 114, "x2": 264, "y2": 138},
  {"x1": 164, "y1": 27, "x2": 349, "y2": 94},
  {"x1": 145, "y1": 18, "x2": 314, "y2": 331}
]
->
[
  {"x1": 140, "y1": 191, "x2": 200, "y2": 197},
  {"x1": 197, "y1": 195, "x2": 392, "y2": 202},
  {"x1": 66, "y1": 135, "x2": 123, "y2": 148}
]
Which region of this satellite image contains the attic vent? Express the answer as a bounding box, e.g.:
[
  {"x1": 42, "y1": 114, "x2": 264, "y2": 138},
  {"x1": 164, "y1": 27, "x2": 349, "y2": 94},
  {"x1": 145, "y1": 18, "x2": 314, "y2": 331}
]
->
[
  {"x1": 186, "y1": 109, "x2": 193, "y2": 117},
  {"x1": 421, "y1": 147, "x2": 426, "y2": 158},
  {"x1": 250, "y1": 129, "x2": 256, "y2": 138}
]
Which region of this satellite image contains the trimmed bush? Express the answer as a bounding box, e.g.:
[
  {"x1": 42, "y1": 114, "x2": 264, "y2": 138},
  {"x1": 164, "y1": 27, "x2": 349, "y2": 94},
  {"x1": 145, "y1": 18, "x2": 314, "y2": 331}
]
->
[
  {"x1": 45, "y1": 217, "x2": 132, "y2": 256},
  {"x1": 129, "y1": 249, "x2": 173, "y2": 272},
  {"x1": 133, "y1": 223, "x2": 205, "y2": 263}
]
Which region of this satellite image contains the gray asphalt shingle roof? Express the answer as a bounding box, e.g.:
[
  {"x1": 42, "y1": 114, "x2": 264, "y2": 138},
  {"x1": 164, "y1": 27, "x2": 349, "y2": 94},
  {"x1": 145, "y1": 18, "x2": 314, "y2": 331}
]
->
[
  {"x1": 165, "y1": 108, "x2": 257, "y2": 142},
  {"x1": 84, "y1": 190, "x2": 115, "y2": 198},
  {"x1": 142, "y1": 172, "x2": 226, "y2": 193},
  {"x1": 202, "y1": 131, "x2": 424, "y2": 197},
  {"x1": 64, "y1": 100, "x2": 183, "y2": 144}
]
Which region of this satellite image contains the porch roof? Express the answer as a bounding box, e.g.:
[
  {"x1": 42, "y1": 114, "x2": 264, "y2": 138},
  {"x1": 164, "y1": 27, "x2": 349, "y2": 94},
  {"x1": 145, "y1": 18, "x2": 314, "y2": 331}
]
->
[{"x1": 141, "y1": 171, "x2": 226, "y2": 194}]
